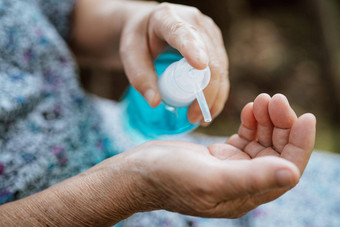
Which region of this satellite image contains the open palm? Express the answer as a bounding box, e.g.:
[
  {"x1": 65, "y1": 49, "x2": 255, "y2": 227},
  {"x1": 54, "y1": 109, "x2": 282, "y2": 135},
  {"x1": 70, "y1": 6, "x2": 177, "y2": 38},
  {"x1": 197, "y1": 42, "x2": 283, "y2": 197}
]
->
[
  {"x1": 133, "y1": 93, "x2": 315, "y2": 218},
  {"x1": 210, "y1": 93, "x2": 314, "y2": 171},
  {"x1": 205, "y1": 93, "x2": 316, "y2": 216}
]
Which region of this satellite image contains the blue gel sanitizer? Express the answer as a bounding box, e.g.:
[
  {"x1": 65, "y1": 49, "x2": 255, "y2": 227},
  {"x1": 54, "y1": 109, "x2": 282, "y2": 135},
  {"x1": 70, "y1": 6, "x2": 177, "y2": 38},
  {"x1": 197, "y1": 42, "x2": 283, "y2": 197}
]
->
[{"x1": 121, "y1": 48, "x2": 211, "y2": 140}]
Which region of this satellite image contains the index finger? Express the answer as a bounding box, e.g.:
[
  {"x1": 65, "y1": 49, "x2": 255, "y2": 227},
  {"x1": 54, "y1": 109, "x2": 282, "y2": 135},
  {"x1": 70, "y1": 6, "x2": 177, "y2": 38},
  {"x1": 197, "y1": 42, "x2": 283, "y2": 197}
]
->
[
  {"x1": 149, "y1": 3, "x2": 209, "y2": 70},
  {"x1": 120, "y1": 15, "x2": 161, "y2": 107}
]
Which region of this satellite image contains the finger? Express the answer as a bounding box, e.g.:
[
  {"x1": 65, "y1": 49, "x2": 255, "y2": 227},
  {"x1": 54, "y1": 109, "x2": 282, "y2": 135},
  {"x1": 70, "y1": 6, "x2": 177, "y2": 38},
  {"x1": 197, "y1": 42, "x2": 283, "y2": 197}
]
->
[
  {"x1": 268, "y1": 94, "x2": 298, "y2": 153},
  {"x1": 199, "y1": 82, "x2": 225, "y2": 127},
  {"x1": 120, "y1": 20, "x2": 161, "y2": 107},
  {"x1": 187, "y1": 29, "x2": 228, "y2": 124},
  {"x1": 253, "y1": 93, "x2": 273, "y2": 147},
  {"x1": 199, "y1": 14, "x2": 225, "y2": 47},
  {"x1": 226, "y1": 102, "x2": 256, "y2": 150},
  {"x1": 208, "y1": 143, "x2": 250, "y2": 160},
  {"x1": 187, "y1": 32, "x2": 221, "y2": 124},
  {"x1": 226, "y1": 134, "x2": 249, "y2": 152},
  {"x1": 187, "y1": 73, "x2": 219, "y2": 124},
  {"x1": 199, "y1": 18, "x2": 229, "y2": 124},
  {"x1": 201, "y1": 17, "x2": 229, "y2": 122},
  {"x1": 239, "y1": 102, "x2": 257, "y2": 141},
  {"x1": 149, "y1": 3, "x2": 209, "y2": 70},
  {"x1": 200, "y1": 68, "x2": 228, "y2": 125},
  {"x1": 208, "y1": 71, "x2": 229, "y2": 121},
  {"x1": 216, "y1": 156, "x2": 300, "y2": 200},
  {"x1": 281, "y1": 113, "x2": 316, "y2": 174}
]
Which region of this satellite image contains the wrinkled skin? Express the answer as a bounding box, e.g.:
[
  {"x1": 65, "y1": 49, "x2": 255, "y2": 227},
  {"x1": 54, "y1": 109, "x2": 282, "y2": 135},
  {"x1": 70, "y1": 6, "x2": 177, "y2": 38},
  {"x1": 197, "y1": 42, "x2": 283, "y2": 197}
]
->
[
  {"x1": 128, "y1": 93, "x2": 315, "y2": 218},
  {"x1": 73, "y1": 1, "x2": 229, "y2": 124}
]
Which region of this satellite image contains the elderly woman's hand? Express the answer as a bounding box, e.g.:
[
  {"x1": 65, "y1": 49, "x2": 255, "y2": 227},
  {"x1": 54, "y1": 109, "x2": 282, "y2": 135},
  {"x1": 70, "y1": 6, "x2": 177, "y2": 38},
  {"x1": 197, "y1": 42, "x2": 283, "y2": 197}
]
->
[
  {"x1": 73, "y1": 0, "x2": 229, "y2": 125},
  {"x1": 120, "y1": 2, "x2": 229, "y2": 124},
  {"x1": 128, "y1": 94, "x2": 316, "y2": 218},
  {"x1": 0, "y1": 94, "x2": 315, "y2": 225}
]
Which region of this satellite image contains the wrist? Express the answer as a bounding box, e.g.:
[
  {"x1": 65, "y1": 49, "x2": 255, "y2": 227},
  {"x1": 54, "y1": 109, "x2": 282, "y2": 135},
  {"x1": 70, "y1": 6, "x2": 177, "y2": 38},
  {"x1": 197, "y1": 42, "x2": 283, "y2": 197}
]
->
[
  {"x1": 65, "y1": 151, "x2": 150, "y2": 224},
  {"x1": 0, "y1": 150, "x2": 151, "y2": 226},
  {"x1": 123, "y1": 142, "x2": 173, "y2": 212},
  {"x1": 32, "y1": 151, "x2": 152, "y2": 226}
]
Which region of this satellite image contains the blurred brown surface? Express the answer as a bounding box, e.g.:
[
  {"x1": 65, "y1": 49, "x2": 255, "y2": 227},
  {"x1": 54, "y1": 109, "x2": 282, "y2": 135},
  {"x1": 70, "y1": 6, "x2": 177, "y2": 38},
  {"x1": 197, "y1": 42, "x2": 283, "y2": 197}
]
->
[{"x1": 80, "y1": 0, "x2": 340, "y2": 153}]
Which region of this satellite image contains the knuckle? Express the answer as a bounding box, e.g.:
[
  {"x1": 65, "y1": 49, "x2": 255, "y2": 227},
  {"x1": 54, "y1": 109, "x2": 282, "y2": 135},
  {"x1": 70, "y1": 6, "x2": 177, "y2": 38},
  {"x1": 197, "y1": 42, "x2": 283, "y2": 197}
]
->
[
  {"x1": 210, "y1": 59, "x2": 229, "y2": 79},
  {"x1": 169, "y1": 21, "x2": 187, "y2": 34},
  {"x1": 204, "y1": 15, "x2": 215, "y2": 26},
  {"x1": 151, "y1": 2, "x2": 174, "y2": 23},
  {"x1": 209, "y1": 60, "x2": 221, "y2": 72},
  {"x1": 181, "y1": 24, "x2": 200, "y2": 39},
  {"x1": 218, "y1": 67, "x2": 227, "y2": 79},
  {"x1": 158, "y1": 2, "x2": 173, "y2": 12},
  {"x1": 201, "y1": 14, "x2": 217, "y2": 29},
  {"x1": 208, "y1": 76, "x2": 220, "y2": 87},
  {"x1": 189, "y1": 6, "x2": 202, "y2": 18},
  {"x1": 169, "y1": 21, "x2": 199, "y2": 36}
]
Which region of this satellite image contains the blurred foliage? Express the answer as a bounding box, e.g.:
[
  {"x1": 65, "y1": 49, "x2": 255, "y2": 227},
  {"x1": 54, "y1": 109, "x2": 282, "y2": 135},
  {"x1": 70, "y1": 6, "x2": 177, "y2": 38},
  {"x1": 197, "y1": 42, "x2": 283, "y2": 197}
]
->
[{"x1": 81, "y1": 0, "x2": 340, "y2": 153}]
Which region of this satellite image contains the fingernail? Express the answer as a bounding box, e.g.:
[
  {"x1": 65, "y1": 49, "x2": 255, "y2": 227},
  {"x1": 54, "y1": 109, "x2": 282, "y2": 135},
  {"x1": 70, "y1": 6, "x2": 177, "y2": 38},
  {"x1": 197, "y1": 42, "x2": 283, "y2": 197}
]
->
[
  {"x1": 201, "y1": 120, "x2": 211, "y2": 127},
  {"x1": 193, "y1": 115, "x2": 202, "y2": 124},
  {"x1": 275, "y1": 170, "x2": 294, "y2": 187},
  {"x1": 144, "y1": 89, "x2": 156, "y2": 106},
  {"x1": 188, "y1": 112, "x2": 202, "y2": 124}
]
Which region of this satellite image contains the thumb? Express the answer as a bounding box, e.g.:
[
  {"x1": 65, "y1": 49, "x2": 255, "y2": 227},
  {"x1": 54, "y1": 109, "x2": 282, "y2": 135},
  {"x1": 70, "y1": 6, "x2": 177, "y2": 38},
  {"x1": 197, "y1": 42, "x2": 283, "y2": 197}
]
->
[{"x1": 217, "y1": 156, "x2": 300, "y2": 199}]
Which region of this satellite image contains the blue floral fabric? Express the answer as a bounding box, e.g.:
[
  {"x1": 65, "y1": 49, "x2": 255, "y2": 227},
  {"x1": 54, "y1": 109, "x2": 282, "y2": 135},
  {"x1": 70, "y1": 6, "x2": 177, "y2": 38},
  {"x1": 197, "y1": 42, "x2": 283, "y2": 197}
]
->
[
  {"x1": 1, "y1": 0, "x2": 339, "y2": 226},
  {"x1": 0, "y1": 0, "x2": 116, "y2": 204}
]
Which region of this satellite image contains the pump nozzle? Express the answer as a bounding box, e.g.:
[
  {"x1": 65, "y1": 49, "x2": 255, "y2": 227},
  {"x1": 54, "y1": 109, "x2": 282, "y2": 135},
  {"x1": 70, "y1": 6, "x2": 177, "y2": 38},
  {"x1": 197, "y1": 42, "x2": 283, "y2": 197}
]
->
[
  {"x1": 195, "y1": 90, "x2": 212, "y2": 122},
  {"x1": 158, "y1": 58, "x2": 212, "y2": 122},
  {"x1": 192, "y1": 78, "x2": 212, "y2": 123}
]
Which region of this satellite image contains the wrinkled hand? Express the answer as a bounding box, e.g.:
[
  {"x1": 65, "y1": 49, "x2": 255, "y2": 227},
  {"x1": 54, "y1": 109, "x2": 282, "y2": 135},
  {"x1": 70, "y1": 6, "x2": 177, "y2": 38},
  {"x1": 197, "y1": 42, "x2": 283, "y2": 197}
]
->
[
  {"x1": 120, "y1": 2, "x2": 229, "y2": 124},
  {"x1": 128, "y1": 94, "x2": 316, "y2": 218}
]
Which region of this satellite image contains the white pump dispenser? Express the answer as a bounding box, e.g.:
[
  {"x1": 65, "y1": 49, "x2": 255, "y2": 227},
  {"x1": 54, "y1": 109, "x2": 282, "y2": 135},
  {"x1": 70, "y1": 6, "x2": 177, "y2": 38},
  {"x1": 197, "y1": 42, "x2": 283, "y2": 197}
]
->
[{"x1": 158, "y1": 58, "x2": 212, "y2": 122}]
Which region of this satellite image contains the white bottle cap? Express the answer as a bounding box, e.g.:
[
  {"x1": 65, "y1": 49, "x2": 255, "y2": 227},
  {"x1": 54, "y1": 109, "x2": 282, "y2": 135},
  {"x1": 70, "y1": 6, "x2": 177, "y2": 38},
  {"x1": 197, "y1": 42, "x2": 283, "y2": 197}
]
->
[{"x1": 158, "y1": 58, "x2": 212, "y2": 122}]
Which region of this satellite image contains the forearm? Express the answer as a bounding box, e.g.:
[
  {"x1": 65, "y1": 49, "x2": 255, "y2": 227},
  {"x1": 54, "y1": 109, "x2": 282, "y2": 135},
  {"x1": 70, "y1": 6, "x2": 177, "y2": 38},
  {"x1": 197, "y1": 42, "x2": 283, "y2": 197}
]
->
[
  {"x1": 0, "y1": 152, "x2": 146, "y2": 226},
  {"x1": 71, "y1": 0, "x2": 156, "y2": 60}
]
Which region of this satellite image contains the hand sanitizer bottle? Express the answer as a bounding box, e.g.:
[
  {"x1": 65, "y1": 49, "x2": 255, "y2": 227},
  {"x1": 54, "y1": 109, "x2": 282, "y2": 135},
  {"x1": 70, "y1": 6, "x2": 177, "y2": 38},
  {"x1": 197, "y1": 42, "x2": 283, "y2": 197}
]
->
[{"x1": 121, "y1": 48, "x2": 211, "y2": 140}]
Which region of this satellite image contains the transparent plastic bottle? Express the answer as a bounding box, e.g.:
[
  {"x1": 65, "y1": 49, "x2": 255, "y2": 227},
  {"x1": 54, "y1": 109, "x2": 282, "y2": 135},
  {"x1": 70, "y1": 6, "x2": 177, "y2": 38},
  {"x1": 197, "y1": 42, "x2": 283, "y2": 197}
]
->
[{"x1": 121, "y1": 48, "x2": 210, "y2": 140}]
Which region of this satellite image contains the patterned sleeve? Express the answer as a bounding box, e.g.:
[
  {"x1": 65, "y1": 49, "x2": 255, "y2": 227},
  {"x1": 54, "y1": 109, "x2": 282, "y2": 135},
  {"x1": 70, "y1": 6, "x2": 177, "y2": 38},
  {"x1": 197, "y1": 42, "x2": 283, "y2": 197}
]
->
[
  {"x1": 36, "y1": 0, "x2": 77, "y2": 40},
  {"x1": 0, "y1": 0, "x2": 79, "y2": 204}
]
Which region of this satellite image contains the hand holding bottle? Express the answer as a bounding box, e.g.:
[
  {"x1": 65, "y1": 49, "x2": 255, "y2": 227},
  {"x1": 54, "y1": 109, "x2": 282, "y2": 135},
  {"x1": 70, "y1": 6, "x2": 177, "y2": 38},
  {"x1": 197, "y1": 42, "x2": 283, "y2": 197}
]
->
[
  {"x1": 119, "y1": 2, "x2": 229, "y2": 124},
  {"x1": 73, "y1": 1, "x2": 228, "y2": 124}
]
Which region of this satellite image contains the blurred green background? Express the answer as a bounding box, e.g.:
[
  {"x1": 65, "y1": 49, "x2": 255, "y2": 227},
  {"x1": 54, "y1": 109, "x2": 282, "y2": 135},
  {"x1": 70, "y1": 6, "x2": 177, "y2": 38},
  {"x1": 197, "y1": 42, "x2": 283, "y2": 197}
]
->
[{"x1": 81, "y1": 0, "x2": 340, "y2": 153}]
